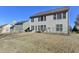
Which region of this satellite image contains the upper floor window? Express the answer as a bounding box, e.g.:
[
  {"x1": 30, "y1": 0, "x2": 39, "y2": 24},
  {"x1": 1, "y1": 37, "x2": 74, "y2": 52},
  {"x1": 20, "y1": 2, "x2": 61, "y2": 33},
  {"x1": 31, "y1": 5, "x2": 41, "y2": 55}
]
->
[
  {"x1": 63, "y1": 12, "x2": 66, "y2": 19},
  {"x1": 31, "y1": 18, "x2": 34, "y2": 22},
  {"x1": 44, "y1": 16, "x2": 46, "y2": 21},
  {"x1": 38, "y1": 16, "x2": 46, "y2": 22},
  {"x1": 53, "y1": 14, "x2": 56, "y2": 20},
  {"x1": 40, "y1": 16, "x2": 43, "y2": 21},
  {"x1": 53, "y1": 12, "x2": 67, "y2": 20},
  {"x1": 38, "y1": 17, "x2": 41, "y2": 22},
  {"x1": 57, "y1": 13, "x2": 62, "y2": 19}
]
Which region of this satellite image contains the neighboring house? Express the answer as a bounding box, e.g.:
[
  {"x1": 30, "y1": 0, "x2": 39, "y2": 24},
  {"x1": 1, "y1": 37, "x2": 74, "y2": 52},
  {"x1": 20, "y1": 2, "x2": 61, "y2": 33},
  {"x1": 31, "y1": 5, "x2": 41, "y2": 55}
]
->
[
  {"x1": 10, "y1": 21, "x2": 29, "y2": 33},
  {"x1": 0, "y1": 24, "x2": 7, "y2": 33},
  {"x1": 23, "y1": 20, "x2": 30, "y2": 32},
  {"x1": 0, "y1": 25, "x2": 4, "y2": 33},
  {"x1": 0, "y1": 24, "x2": 12, "y2": 33},
  {"x1": 29, "y1": 7, "x2": 69, "y2": 34}
]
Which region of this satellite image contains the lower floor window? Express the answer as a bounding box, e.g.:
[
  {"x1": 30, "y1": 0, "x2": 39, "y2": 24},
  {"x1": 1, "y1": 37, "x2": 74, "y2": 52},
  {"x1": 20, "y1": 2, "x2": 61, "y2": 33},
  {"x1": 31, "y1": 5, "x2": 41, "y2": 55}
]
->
[
  {"x1": 31, "y1": 25, "x2": 34, "y2": 30},
  {"x1": 38, "y1": 25, "x2": 46, "y2": 32},
  {"x1": 56, "y1": 24, "x2": 63, "y2": 31},
  {"x1": 35, "y1": 26, "x2": 37, "y2": 31}
]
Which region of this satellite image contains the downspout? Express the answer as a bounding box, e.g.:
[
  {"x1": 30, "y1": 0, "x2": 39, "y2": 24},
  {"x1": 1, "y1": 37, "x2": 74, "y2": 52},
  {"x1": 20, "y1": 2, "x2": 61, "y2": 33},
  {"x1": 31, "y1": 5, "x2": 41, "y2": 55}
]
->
[{"x1": 68, "y1": 8, "x2": 70, "y2": 35}]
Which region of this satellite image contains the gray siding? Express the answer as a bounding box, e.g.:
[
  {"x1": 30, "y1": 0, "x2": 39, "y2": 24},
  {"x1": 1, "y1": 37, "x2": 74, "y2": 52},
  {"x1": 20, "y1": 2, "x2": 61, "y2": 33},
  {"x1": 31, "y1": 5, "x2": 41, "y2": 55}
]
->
[
  {"x1": 12, "y1": 25, "x2": 24, "y2": 33},
  {"x1": 29, "y1": 12, "x2": 69, "y2": 34}
]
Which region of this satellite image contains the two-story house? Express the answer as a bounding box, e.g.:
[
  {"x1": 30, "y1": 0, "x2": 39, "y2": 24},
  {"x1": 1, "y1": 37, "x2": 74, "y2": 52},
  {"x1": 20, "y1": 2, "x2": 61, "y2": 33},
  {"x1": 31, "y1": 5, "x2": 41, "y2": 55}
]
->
[{"x1": 29, "y1": 7, "x2": 69, "y2": 34}]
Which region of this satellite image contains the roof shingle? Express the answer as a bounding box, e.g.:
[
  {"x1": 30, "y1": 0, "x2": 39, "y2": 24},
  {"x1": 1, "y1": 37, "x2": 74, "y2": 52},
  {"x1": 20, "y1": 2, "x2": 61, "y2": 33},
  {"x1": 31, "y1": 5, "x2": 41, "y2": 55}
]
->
[{"x1": 30, "y1": 7, "x2": 69, "y2": 18}]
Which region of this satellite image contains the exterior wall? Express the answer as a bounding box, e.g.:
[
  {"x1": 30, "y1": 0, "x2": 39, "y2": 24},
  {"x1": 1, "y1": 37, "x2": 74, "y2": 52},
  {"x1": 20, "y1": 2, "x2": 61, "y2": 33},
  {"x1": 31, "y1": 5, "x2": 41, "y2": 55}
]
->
[
  {"x1": 13, "y1": 25, "x2": 24, "y2": 33},
  {"x1": 1, "y1": 24, "x2": 12, "y2": 33},
  {"x1": 10, "y1": 28, "x2": 14, "y2": 33},
  {"x1": 29, "y1": 12, "x2": 69, "y2": 34},
  {"x1": 0, "y1": 28, "x2": 2, "y2": 33},
  {"x1": 10, "y1": 21, "x2": 29, "y2": 33},
  {"x1": 23, "y1": 22, "x2": 29, "y2": 31}
]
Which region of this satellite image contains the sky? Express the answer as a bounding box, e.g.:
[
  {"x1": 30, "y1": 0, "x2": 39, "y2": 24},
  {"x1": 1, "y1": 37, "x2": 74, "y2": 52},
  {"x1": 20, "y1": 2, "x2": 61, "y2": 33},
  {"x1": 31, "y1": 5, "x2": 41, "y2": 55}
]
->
[{"x1": 0, "y1": 6, "x2": 79, "y2": 28}]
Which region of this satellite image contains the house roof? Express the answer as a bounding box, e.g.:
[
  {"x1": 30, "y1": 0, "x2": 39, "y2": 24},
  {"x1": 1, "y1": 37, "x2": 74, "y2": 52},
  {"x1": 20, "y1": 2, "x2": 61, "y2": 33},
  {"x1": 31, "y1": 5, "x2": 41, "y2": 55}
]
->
[
  {"x1": 30, "y1": 7, "x2": 69, "y2": 18},
  {"x1": 14, "y1": 21, "x2": 26, "y2": 25}
]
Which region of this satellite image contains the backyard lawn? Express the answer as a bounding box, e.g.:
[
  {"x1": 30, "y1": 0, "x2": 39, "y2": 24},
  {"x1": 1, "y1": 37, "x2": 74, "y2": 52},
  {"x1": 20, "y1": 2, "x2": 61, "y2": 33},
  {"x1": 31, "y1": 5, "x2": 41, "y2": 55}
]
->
[{"x1": 0, "y1": 32, "x2": 79, "y2": 53}]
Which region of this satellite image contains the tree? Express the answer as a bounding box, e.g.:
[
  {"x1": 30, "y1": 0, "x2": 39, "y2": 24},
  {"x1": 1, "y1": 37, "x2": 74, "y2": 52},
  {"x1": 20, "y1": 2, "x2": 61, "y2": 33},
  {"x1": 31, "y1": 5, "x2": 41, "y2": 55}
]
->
[
  {"x1": 72, "y1": 14, "x2": 79, "y2": 32},
  {"x1": 72, "y1": 25, "x2": 78, "y2": 32}
]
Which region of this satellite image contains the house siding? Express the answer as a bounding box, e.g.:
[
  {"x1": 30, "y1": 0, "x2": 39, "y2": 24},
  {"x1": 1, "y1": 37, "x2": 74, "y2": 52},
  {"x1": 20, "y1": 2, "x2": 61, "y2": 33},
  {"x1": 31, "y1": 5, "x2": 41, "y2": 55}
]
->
[
  {"x1": 1, "y1": 24, "x2": 12, "y2": 33},
  {"x1": 29, "y1": 11, "x2": 69, "y2": 34},
  {"x1": 13, "y1": 25, "x2": 24, "y2": 33},
  {"x1": 23, "y1": 22, "x2": 29, "y2": 31}
]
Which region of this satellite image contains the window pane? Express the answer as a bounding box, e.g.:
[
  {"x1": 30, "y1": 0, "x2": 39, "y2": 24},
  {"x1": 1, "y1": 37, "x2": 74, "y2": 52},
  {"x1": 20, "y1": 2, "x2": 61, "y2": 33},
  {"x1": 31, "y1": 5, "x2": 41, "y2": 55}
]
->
[
  {"x1": 31, "y1": 18, "x2": 34, "y2": 22},
  {"x1": 44, "y1": 25, "x2": 46, "y2": 31},
  {"x1": 38, "y1": 16, "x2": 46, "y2": 21},
  {"x1": 60, "y1": 24, "x2": 62, "y2": 27},
  {"x1": 53, "y1": 14, "x2": 56, "y2": 19},
  {"x1": 31, "y1": 25, "x2": 34, "y2": 30},
  {"x1": 38, "y1": 25, "x2": 39, "y2": 31},
  {"x1": 60, "y1": 24, "x2": 63, "y2": 31},
  {"x1": 63, "y1": 12, "x2": 66, "y2": 19},
  {"x1": 56, "y1": 24, "x2": 63, "y2": 31},
  {"x1": 56, "y1": 24, "x2": 59, "y2": 31},
  {"x1": 57, "y1": 13, "x2": 62, "y2": 19},
  {"x1": 60, "y1": 28, "x2": 63, "y2": 31},
  {"x1": 44, "y1": 16, "x2": 46, "y2": 21},
  {"x1": 35, "y1": 26, "x2": 37, "y2": 31},
  {"x1": 41, "y1": 25, "x2": 44, "y2": 32},
  {"x1": 41, "y1": 16, "x2": 43, "y2": 21},
  {"x1": 56, "y1": 28, "x2": 59, "y2": 31}
]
